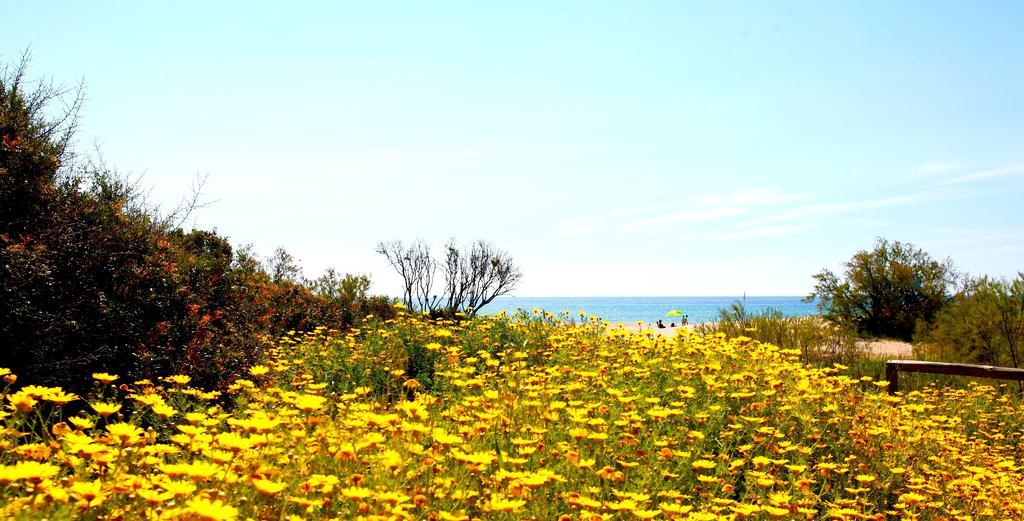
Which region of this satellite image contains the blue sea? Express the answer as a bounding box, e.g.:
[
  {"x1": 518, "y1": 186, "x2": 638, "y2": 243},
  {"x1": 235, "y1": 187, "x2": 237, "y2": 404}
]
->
[{"x1": 484, "y1": 296, "x2": 818, "y2": 325}]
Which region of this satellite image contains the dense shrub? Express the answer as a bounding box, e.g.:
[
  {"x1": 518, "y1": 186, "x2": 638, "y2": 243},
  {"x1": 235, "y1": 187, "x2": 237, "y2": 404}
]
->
[
  {"x1": 1, "y1": 59, "x2": 177, "y2": 390},
  {"x1": 0, "y1": 58, "x2": 391, "y2": 392}
]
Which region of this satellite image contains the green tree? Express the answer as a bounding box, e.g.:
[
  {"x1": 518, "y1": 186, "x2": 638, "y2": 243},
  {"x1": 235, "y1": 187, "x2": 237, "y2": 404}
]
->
[
  {"x1": 805, "y1": 238, "x2": 959, "y2": 340},
  {"x1": 918, "y1": 274, "x2": 1024, "y2": 367}
]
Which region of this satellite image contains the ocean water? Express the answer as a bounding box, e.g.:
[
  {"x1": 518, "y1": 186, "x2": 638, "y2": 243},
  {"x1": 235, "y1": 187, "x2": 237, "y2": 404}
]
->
[{"x1": 484, "y1": 296, "x2": 818, "y2": 325}]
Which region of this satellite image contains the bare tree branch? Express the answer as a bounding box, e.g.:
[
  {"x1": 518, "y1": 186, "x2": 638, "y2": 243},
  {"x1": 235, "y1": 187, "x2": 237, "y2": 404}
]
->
[{"x1": 377, "y1": 238, "x2": 521, "y2": 316}]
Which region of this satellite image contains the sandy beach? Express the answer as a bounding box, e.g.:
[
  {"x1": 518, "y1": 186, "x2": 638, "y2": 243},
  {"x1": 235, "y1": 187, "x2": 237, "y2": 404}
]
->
[
  {"x1": 856, "y1": 338, "x2": 914, "y2": 358},
  {"x1": 612, "y1": 322, "x2": 697, "y2": 337},
  {"x1": 613, "y1": 322, "x2": 915, "y2": 359}
]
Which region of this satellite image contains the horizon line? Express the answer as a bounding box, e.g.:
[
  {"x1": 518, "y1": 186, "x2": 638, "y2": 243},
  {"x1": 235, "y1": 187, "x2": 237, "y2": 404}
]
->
[{"x1": 493, "y1": 295, "x2": 812, "y2": 299}]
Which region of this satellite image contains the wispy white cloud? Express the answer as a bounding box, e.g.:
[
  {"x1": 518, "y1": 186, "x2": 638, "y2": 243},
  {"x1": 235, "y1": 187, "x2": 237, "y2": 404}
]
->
[
  {"x1": 555, "y1": 217, "x2": 599, "y2": 236},
  {"x1": 691, "y1": 188, "x2": 808, "y2": 207},
  {"x1": 924, "y1": 228, "x2": 1023, "y2": 248},
  {"x1": 939, "y1": 162, "x2": 1024, "y2": 185},
  {"x1": 739, "y1": 193, "x2": 934, "y2": 227},
  {"x1": 608, "y1": 205, "x2": 668, "y2": 218},
  {"x1": 914, "y1": 161, "x2": 972, "y2": 175},
  {"x1": 714, "y1": 224, "x2": 815, "y2": 241},
  {"x1": 636, "y1": 206, "x2": 747, "y2": 225},
  {"x1": 956, "y1": 244, "x2": 1024, "y2": 258},
  {"x1": 556, "y1": 184, "x2": 994, "y2": 241},
  {"x1": 632, "y1": 188, "x2": 806, "y2": 227},
  {"x1": 840, "y1": 217, "x2": 891, "y2": 228}
]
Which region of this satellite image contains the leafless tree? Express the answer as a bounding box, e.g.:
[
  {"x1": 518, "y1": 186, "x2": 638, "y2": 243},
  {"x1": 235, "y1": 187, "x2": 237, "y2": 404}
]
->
[
  {"x1": 378, "y1": 238, "x2": 521, "y2": 315},
  {"x1": 456, "y1": 239, "x2": 522, "y2": 314},
  {"x1": 411, "y1": 241, "x2": 439, "y2": 311},
  {"x1": 376, "y1": 240, "x2": 440, "y2": 312},
  {"x1": 442, "y1": 240, "x2": 464, "y2": 310}
]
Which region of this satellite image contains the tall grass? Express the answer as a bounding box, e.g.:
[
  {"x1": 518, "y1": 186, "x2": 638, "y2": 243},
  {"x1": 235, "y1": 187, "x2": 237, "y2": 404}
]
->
[{"x1": 694, "y1": 300, "x2": 862, "y2": 364}]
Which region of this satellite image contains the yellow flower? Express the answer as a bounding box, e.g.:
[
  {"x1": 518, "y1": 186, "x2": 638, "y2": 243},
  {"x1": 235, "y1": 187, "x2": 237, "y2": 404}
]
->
[
  {"x1": 854, "y1": 474, "x2": 876, "y2": 484},
  {"x1": 51, "y1": 422, "x2": 72, "y2": 437},
  {"x1": 633, "y1": 510, "x2": 662, "y2": 520},
  {"x1": 451, "y1": 449, "x2": 497, "y2": 467},
  {"x1": 293, "y1": 394, "x2": 326, "y2": 413},
  {"x1": 376, "y1": 490, "x2": 411, "y2": 504},
  {"x1": 184, "y1": 497, "x2": 238, "y2": 520},
  {"x1": 301, "y1": 474, "x2": 340, "y2": 494},
  {"x1": 106, "y1": 422, "x2": 144, "y2": 445},
  {"x1": 92, "y1": 372, "x2": 119, "y2": 384},
  {"x1": 6, "y1": 391, "x2": 36, "y2": 412},
  {"x1": 68, "y1": 416, "x2": 96, "y2": 430},
  {"x1": 249, "y1": 365, "x2": 270, "y2": 376},
  {"x1": 71, "y1": 480, "x2": 106, "y2": 509},
  {"x1": 152, "y1": 403, "x2": 178, "y2": 419},
  {"x1": 160, "y1": 480, "x2": 198, "y2": 497},
  {"x1": 768, "y1": 491, "x2": 791, "y2": 506},
  {"x1": 13, "y1": 442, "x2": 52, "y2": 460},
  {"x1": 159, "y1": 461, "x2": 221, "y2": 481},
  {"x1": 432, "y1": 428, "x2": 463, "y2": 445},
  {"x1": 43, "y1": 388, "x2": 79, "y2": 405},
  {"x1": 91, "y1": 401, "x2": 122, "y2": 418},
  {"x1": 252, "y1": 478, "x2": 287, "y2": 495},
  {"x1": 730, "y1": 504, "x2": 760, "y2": 516},
  {"x1": 899, "y1": 492, "x2": 927, "y2": 504},
  {"x1": 606, "y1": 499, "x2": 639, "y2": 512},
  {"x1": 216, "y1": 432, "x2": 256, "y2": 452},
  {"x1": 165, "y1": 374, "x2": 192, "y2": 386},
  {"x1": 139, "y1": 488, "x2": 174, "y2": 505},
  {"x1": 0, "y1": 461, "x2": 60, "y2": 484},
  {"x1": 341, "y1": 486, "x2": 372, "y2": 501},
  {"x1": 691, "y1": 459, "x2": 716, "y2": 471},
  {"x1": 489, "y1": 493, "x2": 526, "y2": 513}
]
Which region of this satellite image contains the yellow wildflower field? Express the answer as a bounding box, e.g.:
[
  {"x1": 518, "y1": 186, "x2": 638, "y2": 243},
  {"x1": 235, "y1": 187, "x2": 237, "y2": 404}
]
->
[{"x1": 1, "y1": 311, "x2": 1022, "y2": 520}]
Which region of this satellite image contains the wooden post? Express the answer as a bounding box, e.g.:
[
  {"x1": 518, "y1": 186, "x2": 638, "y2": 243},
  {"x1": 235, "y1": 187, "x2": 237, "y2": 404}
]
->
[
  {"x1": 884, "y1": 359, "x2": 1024, "y2": 395},
  {"x1": 885, "y1": 361, "x2": 899, "y2": 394}
]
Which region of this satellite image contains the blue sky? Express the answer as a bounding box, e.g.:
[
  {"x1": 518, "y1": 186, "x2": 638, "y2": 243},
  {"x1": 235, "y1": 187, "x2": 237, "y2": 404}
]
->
[{"x1": 3, "y1": 2, "x2": 1022, "y2": 296}]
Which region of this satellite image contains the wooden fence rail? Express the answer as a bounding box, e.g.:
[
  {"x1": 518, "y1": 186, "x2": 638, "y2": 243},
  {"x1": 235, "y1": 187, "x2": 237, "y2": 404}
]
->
[{"x1": 885, "y1": 359, "x2": 1024, "y2": 394}]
